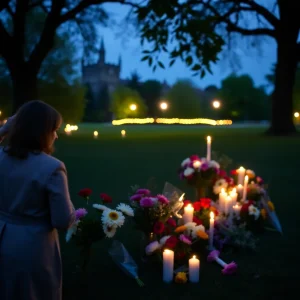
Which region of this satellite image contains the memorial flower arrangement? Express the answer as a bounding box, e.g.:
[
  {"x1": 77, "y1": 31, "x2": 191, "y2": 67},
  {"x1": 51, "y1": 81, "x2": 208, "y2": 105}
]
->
[{"x1": 66, "y1": 189, "x2": 134, "y2": 272}]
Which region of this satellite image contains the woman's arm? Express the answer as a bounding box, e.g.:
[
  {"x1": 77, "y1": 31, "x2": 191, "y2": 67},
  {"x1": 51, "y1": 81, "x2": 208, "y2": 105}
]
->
[{"x1": 46, "y1": 163, "x2": 76, "y2": 229}]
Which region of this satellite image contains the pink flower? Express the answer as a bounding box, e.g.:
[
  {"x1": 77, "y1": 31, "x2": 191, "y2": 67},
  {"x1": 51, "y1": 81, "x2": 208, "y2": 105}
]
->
[
  {"x1": 167, "y1": 218, "x2": 176, "y2": 227},
  {"x1": 179, "y1": 234, "x2": 192, "y2": 245},
  {"x1": 201, "y1": 163, "x2": 209, "y2": 171},
  {"x1": 157, "y1": 194, "x2": 169, "y2": 204},
  {"x1": 75, "y1": 208, "x2": 88, "y2": 220},
  {"x1": 218, "y1": 169, "x2": 227, "y2": 177},
  {"x1": 136, "y1": 189, "x2": 151, "y2": 195},
  {"x1": 130, "y1": 194, "x2": 142, "y2": 202},
  {"x1": 222, "y1": 262, "x2": 238, "y2": 275},
  {"x1": 140, "y1": 197, "x2": 154, "y2": 207}
]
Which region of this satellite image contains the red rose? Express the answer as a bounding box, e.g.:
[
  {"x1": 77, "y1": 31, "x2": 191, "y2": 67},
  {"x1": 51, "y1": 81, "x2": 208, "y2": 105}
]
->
[
  {"x1": 193, "y1": 216, "x2": 203, "y2": 225},
  {"x1": 153, "y1": 221, "x2": 165, "y2": 234},
  {"x1": 100, "y1": 193, "x2": 112, "y2": 203},
  {"x1": 183, "y1": 200, "x2": 191, "y2": 207},
  {"x1": 190, "y1": 155, "x2": 200, "y2": 161},
  {"x1": 167, "y1": 218, "x2": 177, "y2": 227},
  {"x1": 199, "y1": 198, "x2": 211, "y2": 209},
  {"x1": 165, "y1": 236, "x2": 178, "y2": 249},
  {"x1": 230, "y1": 169, "x2": 238, "y2": 176},
  {"x1": 78, "y1": 188, "x2": 92, "y2": 198},
  {"x1": 193, "y1": 201, "x2": 202, "y2": 212},
  {"x1": 241, "y1": 200, "x2": 254, "y2": 213},
  {"x1": 218, "y1": 169, "x2": 227, "y2": 177}
]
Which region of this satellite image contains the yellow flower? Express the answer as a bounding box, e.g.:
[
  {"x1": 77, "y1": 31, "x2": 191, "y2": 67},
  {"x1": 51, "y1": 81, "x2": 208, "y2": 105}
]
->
[
  {"x1": 267, "y1": 201, "x2": 275, "y2": 211},
  {"x1": 175, "y1": 225, "x2": 187, "y2": 233},
  {"x1": 260, "y1": 208, "x2": 267, "y2": 219},
  {"x1": 175, "y1": 272, "x2": 187, "y2": 284},
  {"x1": 246, "y1": 169, "x2": 255, "y2": 179},
  {"x1": 197, "y1": 230, "x2": 209, "y2": 240}
]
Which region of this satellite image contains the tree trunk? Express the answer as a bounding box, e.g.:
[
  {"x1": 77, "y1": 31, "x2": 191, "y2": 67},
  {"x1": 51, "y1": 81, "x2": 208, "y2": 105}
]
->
[
  {"x1": 267, "y1": 5, "x2": 299, "y2": 135},
  {"x1": 10, "y1": 65, "x2": 39, "y2": 113}
]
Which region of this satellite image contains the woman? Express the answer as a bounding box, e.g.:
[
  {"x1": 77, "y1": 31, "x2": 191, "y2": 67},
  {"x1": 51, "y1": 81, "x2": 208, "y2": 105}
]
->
[{"x1": 0, "y1": 101, "x2": 76, "y2": 300}]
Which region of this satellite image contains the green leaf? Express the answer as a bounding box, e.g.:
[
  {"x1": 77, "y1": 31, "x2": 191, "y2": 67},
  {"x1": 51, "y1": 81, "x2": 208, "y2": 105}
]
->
[
  {"x1": 148, "y1": 57, "x2": 153, "y2": 66},
  {"x1": 169, "y1": 59, "x2": 176, "y2": 67},
  {"x1": 200, "y1": 69, "x2": 205, "y2": 78},
  {"x1": 142, "y1": 50, "x2": 150, "y2": 54},
  {"x1": 192, "y1": 64, "x2": 201, "y2": 71},
  {"x1": 185, "y1": 56, "x2": 193, "y2": 66},
  {"x1": 141, "y1": 56, "x2": 149, "y2": 61},
  {"x1": 158, "y1": 61, "x2": 165, "y2": 69}
]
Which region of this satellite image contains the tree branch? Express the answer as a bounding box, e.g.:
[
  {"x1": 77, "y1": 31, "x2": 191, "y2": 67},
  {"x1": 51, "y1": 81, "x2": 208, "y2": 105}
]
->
[
  {"x1": 240, "y1": 0, "x2": 279, "y2": 28},
  {"x1": 0, "y1": 20, "x2": 12, "y2": 59},
  {"x1": 226, "y1": 22, "x2": 276, "y2": 37},
  {"x1": 298, "y1": 43, "x2": 300, "y2": 62}
]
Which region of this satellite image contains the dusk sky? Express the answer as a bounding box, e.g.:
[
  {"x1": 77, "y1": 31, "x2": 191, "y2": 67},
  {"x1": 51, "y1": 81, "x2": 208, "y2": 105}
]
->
[{"x1": 97, "y1": 3, "x2": 277, "y2": 91}]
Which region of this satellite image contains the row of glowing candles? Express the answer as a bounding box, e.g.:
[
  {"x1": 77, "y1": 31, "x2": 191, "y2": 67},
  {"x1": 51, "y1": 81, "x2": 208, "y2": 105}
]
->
[
  {"x1": 64, "y1": 125, "x2": 127, "y2": 138},
  {"x1": 163, "y1": 166, "x2": 249, "y2": 282}
]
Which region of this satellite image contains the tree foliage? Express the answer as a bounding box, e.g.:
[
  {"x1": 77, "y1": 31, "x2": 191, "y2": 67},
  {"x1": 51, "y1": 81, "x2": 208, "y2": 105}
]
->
[
  {"x1": 165, "y1": 80, "x2": 202, "y2": 118},
  {"x1": 217, "y1": 74, "x2": 269, "y2": 121},
  {"x1": 110, "y1": 86, "x2": 148, "y2": 119}
]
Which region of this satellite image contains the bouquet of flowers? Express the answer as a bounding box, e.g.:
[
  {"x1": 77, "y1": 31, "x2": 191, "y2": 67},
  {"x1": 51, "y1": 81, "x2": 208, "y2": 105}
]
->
[{"x1": 66, "y1": 189, "x2": 134, "y2": 272}]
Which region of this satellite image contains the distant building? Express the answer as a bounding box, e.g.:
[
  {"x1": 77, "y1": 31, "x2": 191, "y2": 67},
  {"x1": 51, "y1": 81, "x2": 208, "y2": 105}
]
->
[{"x1": 82, "y1": 38, "x2": 121, "y2": 109}]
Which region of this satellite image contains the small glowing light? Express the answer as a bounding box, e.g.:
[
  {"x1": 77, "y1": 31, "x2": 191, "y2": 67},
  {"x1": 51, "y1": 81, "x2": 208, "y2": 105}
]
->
[
  {"x1": 193, "y1": 160, "x2": 201, "y2": 168},
  {"x1": 212, "y1": 100, "x2": 221, "y2": 109},
  {"x1": 210, "y1": 211, "x2": 214, "y2": 219},
  {"x1": 193, "y1": 255, "x2": 196, "y2": 259},
  {"x1": 121, "y1": 130, "x2": 126, "y2": 137},
  {"x1": 178, "y1": 193, "x2": 185, "y2": 201},
  {"x1": 160, "y1": 102, "x2": 168, "y2": 110},
  {"x1": 294, "y1": 112, "x2": 299, "y2": 118},
  {"x1": 207, "y1": 136, "x2": 211, "y2": 143},
  {"x1": 129, "y1": 104, "x2": 137, "y2": 111},
  {"x1": 94, "y1": 131, "x2": 98, "y2": 137}
]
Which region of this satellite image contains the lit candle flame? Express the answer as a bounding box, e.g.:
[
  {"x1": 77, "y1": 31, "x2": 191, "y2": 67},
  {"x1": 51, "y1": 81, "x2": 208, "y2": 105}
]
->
[
  {"x1": 210, "y1": 211, "x2": 214, "y2": 219},
  {"x1": 193, "y1": 255, "x2": 196, "y2": 259},
  {"x1": 207, "y1": 136, "x2": 211, "y2": 143}
]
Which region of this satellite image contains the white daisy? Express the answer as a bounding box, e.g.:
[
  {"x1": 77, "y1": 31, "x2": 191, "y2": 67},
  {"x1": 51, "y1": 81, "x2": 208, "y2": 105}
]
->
[
  {"x1": 181, "y1": 157, "x2": 191, "y2": 167},
  {"x1": 183, "y1": 167, "x2": 195, "y2": 177},
  {"x1": 145, "y1": 241, "x2": 161, "y2": 255},
  {"x1": 191, "y1": 225, "x2": 205, "y2": 239},
  {"x1": 213, "y1": 179, "x2": 228, "y2": 194},
  {"x1": 116, "y1": 203, "x2": 134, "y2": 217},
  {"x1": 208, "y1": 160, "x2": 220, "y2": 169},
  {"x1": 103, "y1": 224, "x2": 117, "y2": 238},
  {"x1": 66, "y1": 220, "x2": 80, "y2": 242},
  {"x1": 248, "y1": 204, "x2": 260, "y2": 220},
  {"x1": 93, "y1": 204, "x2": 108, "y2": 211},
  {"x1": 184, "y1": 222, "x2": 197, "y2": 229},
  {"x1": 101, "y1": 209, "x2": 125, "y2": 228},
  {"x1": 159, "y1": 235, "x2": 171, "y2": 246}
]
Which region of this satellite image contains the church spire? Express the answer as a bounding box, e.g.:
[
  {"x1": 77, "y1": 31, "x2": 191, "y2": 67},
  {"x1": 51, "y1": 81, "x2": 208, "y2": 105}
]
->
[{"x1": 99, "y1": 37, "x2": 105, "y2": 64}]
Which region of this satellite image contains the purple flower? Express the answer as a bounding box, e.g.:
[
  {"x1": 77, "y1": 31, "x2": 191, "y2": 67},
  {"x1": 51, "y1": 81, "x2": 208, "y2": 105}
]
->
[
  {"x1": 201, "y1": 163, "x2": 209, "y2": 171},
  {"x1": 157, "y1": 194, "x2": 169, "y2": 205},
  {"x1": 130, "y1": 194, "x2": 142, "y2": 202},
  {"x1": 179, "y1": 234, "x2": 192, "y2": 245},
  {"x1": 75, "y1": 208, "x2": 88, "y2": 220},
  {"x1": 136, "y1": 189, "x2": 151, "y2": 195},
  {"x1": 140, "y1": 197, "x2": 154, "y2": 208},
  {"x1": 222, "y1": 262, "x2": 238, "y2": 275}
]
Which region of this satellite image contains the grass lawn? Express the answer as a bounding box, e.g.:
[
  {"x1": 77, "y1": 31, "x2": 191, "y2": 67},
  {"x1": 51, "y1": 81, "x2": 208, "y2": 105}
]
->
[{"x1": 56, "y1": 124, "x2": 300, "y2": 300}]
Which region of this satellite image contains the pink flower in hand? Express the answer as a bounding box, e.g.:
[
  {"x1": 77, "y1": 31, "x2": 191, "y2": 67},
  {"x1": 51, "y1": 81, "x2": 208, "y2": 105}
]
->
[
  {"x1": 222, "y1": 262, "x2": 238, "y2": 275},
  {"x1": 140, "y1": 197, "x2": 154, "y2": 207},
  {"x1": 157, "y1": 194, "x2": 169, "y2": 204},
  {"x1": 179, "y1": 234, "x2": 192, "y2": 245},
  {"x1": 136, "y1": 189, "x2": 151, "y2": 195},
  {"x1": 75, "y1": 208, "x2": 88, "y2": 220}
]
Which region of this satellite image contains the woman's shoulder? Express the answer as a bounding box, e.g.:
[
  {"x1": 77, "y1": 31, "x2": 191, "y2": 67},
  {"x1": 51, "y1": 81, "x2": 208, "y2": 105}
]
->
[{"x1": 33, "y1": 152, "x2": 66, "y2": 172}]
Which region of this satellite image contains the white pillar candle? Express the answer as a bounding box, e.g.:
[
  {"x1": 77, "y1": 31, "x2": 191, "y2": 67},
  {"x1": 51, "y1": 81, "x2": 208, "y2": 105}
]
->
[
  {"x1": 242, "y1": 175, "x2": 249, "y2": 202},
  {"x1": 206, "y1": 136, "x2": 211, "y2": 161},
  {"x1": 183, "y1": 204, "x2": 194, "y2": 224},
  {"x1": 163, "y1": 249, "x2": 174, "y2": 283},
  {"x1": 189, "y1": 255, "x2": 200, "y2": 283},
  {"x1": 219, "y1": 188, "x2": 227, "y2": 212},
  {"x1": 209, "y1": 212, "x2": 214, "y2": 250},
  {"x1": 237, "y1": 167, "x2": 246, "y2": 185},
  {"x1": 225, "y1": 196, "x2": 232, "y2": 215},
  {"x1": 233, "y1": 204, "x2": 241, "y2": 218},
  {"x1": 229, "y1": 188, "x2": 237, "y2": 205},
  {"x1": 237, "y1": 184, "x2": 243, "y2": 198}
]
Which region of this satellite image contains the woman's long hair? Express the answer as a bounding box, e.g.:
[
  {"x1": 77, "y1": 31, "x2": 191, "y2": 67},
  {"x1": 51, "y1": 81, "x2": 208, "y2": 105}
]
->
[{"x1": 4, "y1": 100, "x2": 62, "y2": 159}]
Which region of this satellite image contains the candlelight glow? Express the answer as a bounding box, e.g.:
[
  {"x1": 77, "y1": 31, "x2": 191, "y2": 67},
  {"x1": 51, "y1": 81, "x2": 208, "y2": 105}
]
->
[
  {"x1": 207, "y1": 136, "x2": 211, "y2": 143},
  {"x1": 212, "y1": 100, "x2": 221, "y2": 109},
  {"x1": 94, "y1": 131, "x2": 98, "y2": 137},
  {"x1": 164, "y1": 249, "x2": 171, "y2": 254},
  {"x1": 193, "y1": 160, "x2": 201, "y2": 168},
  {"x1": 294, "y1": 112, "x2": 299, "y2": 118},
  {"x1": 193, "y1": 255, "x2": 196, "y2": 259},
  {"x1": 210, "y1": 211, "x2": 214, "y2": 219},
  {"x1": 121, "y1": 130, "x2": 126, "y2": 136},
  {"x1": 160, "y1": 102, "x2": 168, "y2": 110},
  {"x1": 129, "y1": 104, "x2": 137, "y2": 111}
]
